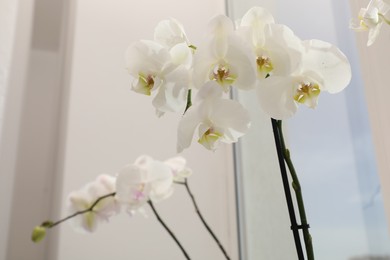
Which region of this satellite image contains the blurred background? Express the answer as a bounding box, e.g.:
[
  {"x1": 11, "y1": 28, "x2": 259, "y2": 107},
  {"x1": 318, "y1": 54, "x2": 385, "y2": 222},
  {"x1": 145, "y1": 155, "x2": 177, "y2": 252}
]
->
[{"x1": 0, "y1": 0, "x2": 389, "y2": 259}]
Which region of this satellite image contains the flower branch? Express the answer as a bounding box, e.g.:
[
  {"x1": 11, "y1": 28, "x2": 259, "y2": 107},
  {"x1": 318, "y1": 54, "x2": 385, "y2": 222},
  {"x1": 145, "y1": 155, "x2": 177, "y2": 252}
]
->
[
  {"x1": 32, "y1": 190, "x2": 192, "y2": 260},
  {"x1": 176, "y1": 179, "x2": 231, "y2": 260},
  {"x1": 51, "y1": 192, "x2": 116, "y2": 229},
  {"x1": 32, "y1": 156, "x2": 196, "y2": 259},
  {"x1": 277, "y1": 120, "x2": 314, "y2": 260},
  {"x1": 32, "y1": 192, "x2": 116, "y2": 243},
  {"x1": 148, "y1": 200, "x2": 191, "y2": 260},
  {"x1": 271, "y1": 118, "x2": 305, "y2": 259}
]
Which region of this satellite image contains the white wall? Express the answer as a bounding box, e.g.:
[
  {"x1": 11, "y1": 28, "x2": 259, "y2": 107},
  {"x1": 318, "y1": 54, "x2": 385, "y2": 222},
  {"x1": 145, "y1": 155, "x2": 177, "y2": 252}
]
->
[
  {"x1": 54, "y1": 0, "x2": 238, "y2": 260},
  {"x1": 0, "y1": 0, "x2": 18, "y2": 134},
  {"x1": 0, "y1": 1, "x2": 19, "y2": 258},
  {"x1": 0, "y1": 0, "x2": 35, "y2": 259},
  {"x1": 0, "y1": 1, "x2": 19, "y2": 256}
]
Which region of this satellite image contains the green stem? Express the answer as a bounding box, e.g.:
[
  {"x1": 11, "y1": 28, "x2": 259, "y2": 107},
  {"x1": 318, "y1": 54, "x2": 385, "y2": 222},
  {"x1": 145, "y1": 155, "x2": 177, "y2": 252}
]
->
[
  {"x1": 277, "y1": 120, "x2": 315, "y2": 260},
  {"x1": 183, "y1": 89, "x2": 192, "y2": 114}
]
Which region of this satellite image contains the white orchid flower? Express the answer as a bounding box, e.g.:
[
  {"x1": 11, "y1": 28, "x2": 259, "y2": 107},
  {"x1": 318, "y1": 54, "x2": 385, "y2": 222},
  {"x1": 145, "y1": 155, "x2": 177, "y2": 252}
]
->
[
  {"x1": 154, "y1": 18, "x2": 190, "y2": 49},
  {"x1": 237, "y1": 7, "x2": 275, "y2": 78},
  {"x1": 125, "y1": 40, "x2": 191, "y2": 116},
  {"x1": 351, "y1": 0, "x2": 390, "y2": 46},
  {"x1": 164, "y1": 156, "x2": 192, "y2": 182},
  {"x1": 236, "y1": 8, "x2": 303, "y2": 80},
  {"x1": 67, "y1": 174, "x2": 119, "y2": 233},
  {"x1": 238, "y1": 6, "x2": 275, "y2": 36},
  {"x1": 258, "y1": 40, "x2": 351, "y2": 119},
  {"x1": 115, "y1": 155, "x2": 174, "y2": 214},
  {"x1": 154, "y1": 18, "x2": 193, "y2": 70},
  {"x1": 177, "y1": 81, "x2": 251, "y2": 152},
  {"x1": 192, "y1": 15, "x2": 256, "y2": 92}
]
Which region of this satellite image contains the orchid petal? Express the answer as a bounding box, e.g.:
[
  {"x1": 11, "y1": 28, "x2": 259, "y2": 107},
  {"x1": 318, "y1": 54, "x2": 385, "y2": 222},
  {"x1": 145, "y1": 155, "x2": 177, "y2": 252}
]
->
[
  {"x1": 225, "y1": 37, "x2": 257, "y2": 90},
  {"x1": 367, "y1": 21, "x2": 383, "y2": 45},
  {"x1": 152, "y1": 67, "x2": 189, "y2": 113},
  {"x1": 115, "y1": 164, "x2": 149, "y2": 206},
  {"x1": 177, "y1": 104, "x2": 203, "y2": 153},
  {"x1": 207, "y1": 15, "x2": 234, "y2": 57},
  {"x1": 263, "y1": 24, "x2": 303, "y2": 75},
  {"x1": 209, "y1": 99, "x2": 251, "y2": 141},
  {"x1": 170, "y1": 42, "x2": 193, "y2": 69},
  {"x1": 240, "y1": 6, "x2": 274, "y2": 28},
  {"x1": 192, "y1": 43, "x2": 216, "y2": 88},
  {"x1": 239, "y1": 6, "x2": 275, "y2": 47},
  {"x1": 258, "y1": 76, "x2": 298, "y2": 119},
  {"x1": 302, "y1": 40, "x2": 351, "y2": 93},
  {"x1": 154, "y1": 18, "x2": 188, "y2": 49},
  {"x1": 195, "y1": 81, "x2": 224, "y2": 102},
  {"x1": 178, "y1": 81, "x2": 251, "y2": 152},
  {"x1": 125, "y1": 40, "x2": 169, "y2": 76},
  {"x1": 148, "y1": 161, "x2": 174, "y2": 202},
  {"x1": 164, "y1": 156, "x2": 192, "y2": 182}
]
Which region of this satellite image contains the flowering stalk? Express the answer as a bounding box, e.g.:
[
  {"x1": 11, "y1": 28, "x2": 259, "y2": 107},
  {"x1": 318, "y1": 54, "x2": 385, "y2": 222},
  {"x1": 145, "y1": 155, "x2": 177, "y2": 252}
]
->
[
  {"x1": 277, "y1": 120, "x2": 314, "y2": 260},
  {"x1": 31, "y1": 192, "x2": 116, "y2": 243},
  {"x1": 51, "y1": 192, "x2": 116, "y2": 229},
  {"x1": 271, "y1": 119, "x2": 305, "y2": 259},
  {"x1": 176, "y1": 179, "x2": 231, "y2": 260},
  {"x1": 148, "y1": 200, "x2": 191, "y2": 260},
  {"x1": 32, "y1": 192, "x2": 192, "y2": 260}
]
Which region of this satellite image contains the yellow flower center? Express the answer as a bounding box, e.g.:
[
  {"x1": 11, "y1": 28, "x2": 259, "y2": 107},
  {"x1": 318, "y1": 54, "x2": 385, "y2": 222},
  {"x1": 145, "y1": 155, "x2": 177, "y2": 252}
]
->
[
  {"x1": 256, "y1": 55, "x2": 273, "y2": 77},
  {"x1": 138, "y1": 74, "x2": 155, "y2": 95},
  {"x1": 294, "y1": 82, "x2": 321, "y2": 108},
  {"x1": 198, "y1": 128, "x2": 223, "y2": 150},
  {"x1": 211, "y1": 64, "x2": 236, "y2": 91}
]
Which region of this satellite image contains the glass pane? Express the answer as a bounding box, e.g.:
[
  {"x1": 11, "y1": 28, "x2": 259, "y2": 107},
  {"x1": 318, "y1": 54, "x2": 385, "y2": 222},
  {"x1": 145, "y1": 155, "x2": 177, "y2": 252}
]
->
[{"x1": 228, "y1": 0, "x2": 390, "y2": 259}]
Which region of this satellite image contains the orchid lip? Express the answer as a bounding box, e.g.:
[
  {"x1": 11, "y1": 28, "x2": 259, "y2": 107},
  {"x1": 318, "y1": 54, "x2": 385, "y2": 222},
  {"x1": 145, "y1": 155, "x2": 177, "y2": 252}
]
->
[
  {"x1": 294, "y1": 82, "x2": 321, "y2": 108},
  {"x1": 138, "y1": 74, "x2": 155, "y2": 95},
  {"x1": 256, "y1": 55, "x2": 274, "y2": 76},
  {"x1": 198, "y1": 127, "x2": 223, "y2": 150},
  {"x1": 209, "y1": 64, "x2": 236, "y2": 91}
]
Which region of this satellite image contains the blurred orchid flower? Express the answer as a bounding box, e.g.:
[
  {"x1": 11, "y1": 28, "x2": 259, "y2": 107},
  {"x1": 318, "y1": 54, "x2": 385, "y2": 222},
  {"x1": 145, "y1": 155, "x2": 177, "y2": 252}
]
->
[
  {"x1": 115, "y1": 155, "x2": 174, "y2": 214},
  {"x1": 67, "y1": 175, "x2": 119, "y2": 233},
  {"x1": 164, "y1": 156, "x2": 192, "y2": 182},
  {"x1": 351, "y1": 0, "x2": 390, "y2": 46},
  {"x1": 177, "y1": 81, "x2": 251, "y2": 152}
]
